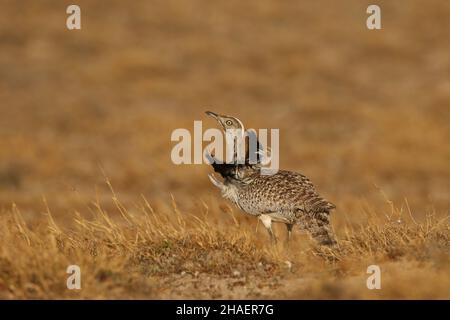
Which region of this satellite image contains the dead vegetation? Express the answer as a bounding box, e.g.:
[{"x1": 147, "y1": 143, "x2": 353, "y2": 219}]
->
[
  {"x1": 0, "y1": 0, "x2": 449, "y2": 299},
  {"x1": 0, "y1": 186, "x2": 448, "y2": 299}
]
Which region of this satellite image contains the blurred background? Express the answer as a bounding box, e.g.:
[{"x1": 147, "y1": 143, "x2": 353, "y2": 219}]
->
[{"x1": 0, "y1": 0, "x2": 449, "y2": 225}]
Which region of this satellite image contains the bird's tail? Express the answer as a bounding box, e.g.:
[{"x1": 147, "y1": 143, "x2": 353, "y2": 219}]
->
[{"x1": 298, "y1": 212, "x2": 337, "y2": 246}]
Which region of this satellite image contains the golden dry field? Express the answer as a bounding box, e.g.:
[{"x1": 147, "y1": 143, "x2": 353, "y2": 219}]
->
[{"x1": 0, "y1": 0, "x2": 449, "y2": 299}]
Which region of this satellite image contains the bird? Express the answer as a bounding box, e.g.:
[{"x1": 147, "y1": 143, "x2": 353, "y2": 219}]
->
[
  {"x1": 205, "y1": 111, "x2": 337, "y2": 246},
  {"x1": 204, "y1": 111, "x2": 268, "y2": 167}
]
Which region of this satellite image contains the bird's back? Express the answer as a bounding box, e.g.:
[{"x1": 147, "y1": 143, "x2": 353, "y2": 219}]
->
[{"x1": 234, "y1": 170, "x2": 335, "y2": 219}]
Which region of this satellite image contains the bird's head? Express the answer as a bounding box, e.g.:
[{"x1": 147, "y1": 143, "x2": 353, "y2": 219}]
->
[{"x1": 205, "y1": 111, "x2": 244, "y2": 131}]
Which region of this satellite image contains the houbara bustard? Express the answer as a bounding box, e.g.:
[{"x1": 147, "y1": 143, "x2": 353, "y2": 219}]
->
[{"x1": 205, "y1": 111, "x2": 337, "y2": 246}]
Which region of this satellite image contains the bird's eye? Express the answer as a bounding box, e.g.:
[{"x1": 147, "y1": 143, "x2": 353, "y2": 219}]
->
[{"x1": 226, "y1": 120, "x2": 233, "y2": 126}]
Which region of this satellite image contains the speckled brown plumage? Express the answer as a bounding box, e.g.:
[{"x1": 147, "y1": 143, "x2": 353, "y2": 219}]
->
[
  {"x1": 209, "y1": 166, "x2": 336, "y2": 245},
  {"x1": 205, "y1": 111, "x2": 337, "y2": 246}
]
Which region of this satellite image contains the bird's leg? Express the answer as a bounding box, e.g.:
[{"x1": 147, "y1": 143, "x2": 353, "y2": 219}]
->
[
  {"x1": 285, "y1": 223, "x2": 294, "y2": 244},
  {"x1": 259, "y1": 214, "x2": 277, "y2": 244}
]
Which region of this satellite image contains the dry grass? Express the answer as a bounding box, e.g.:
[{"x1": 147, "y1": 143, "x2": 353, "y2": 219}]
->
[
  {"x1": 0, "y1": 183, "x2": 448, "y2": 299},
  {"x1": 0, "y1": 0, "x2": 449, "y2": 299}
]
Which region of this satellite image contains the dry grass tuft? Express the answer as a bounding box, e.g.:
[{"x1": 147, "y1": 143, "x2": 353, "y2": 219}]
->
[{"x1": 0, "y1": 187, "x2": 448, "y2": 299}]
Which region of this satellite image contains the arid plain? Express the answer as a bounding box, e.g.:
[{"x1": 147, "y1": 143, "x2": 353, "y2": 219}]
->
[{"x1": 0, "y1": 0, "x2": 449, "y2": 298}]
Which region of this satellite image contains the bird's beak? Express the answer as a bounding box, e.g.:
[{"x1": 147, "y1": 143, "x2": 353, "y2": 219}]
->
[
  {"x1": 205, "y1": 110, "x2": 228, "y2": 131},
  {"x1": 205, "y1": 111, "x2": 219, "y2": 120}
]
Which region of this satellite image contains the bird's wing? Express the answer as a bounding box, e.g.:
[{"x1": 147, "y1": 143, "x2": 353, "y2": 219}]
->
[{"x1": 243, "y1": 170, "x2": 335, "y2": 214}]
